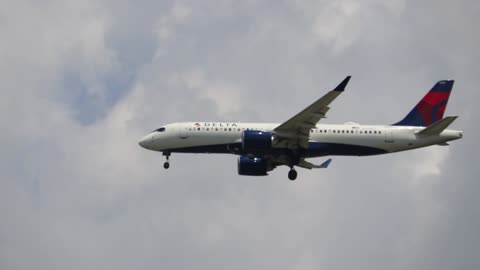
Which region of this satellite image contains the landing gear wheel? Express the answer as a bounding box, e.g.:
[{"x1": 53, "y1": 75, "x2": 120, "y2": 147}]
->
[
  {"x1": 288, "y1": 169, "x2": 297, "y2": 181},
  {"x1": 163, "y1": 152, "x2": 171, "y2": 169}
]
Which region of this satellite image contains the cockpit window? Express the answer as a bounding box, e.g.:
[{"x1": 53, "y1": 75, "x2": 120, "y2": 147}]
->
[{"x1": 154, "y1": 127, "x2": 166, "y2": 132}]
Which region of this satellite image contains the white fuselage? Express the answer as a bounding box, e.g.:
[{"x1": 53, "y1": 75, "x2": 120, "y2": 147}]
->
[
  {"x1": 139, "y1": 122, "x2": 463, "y2": 156},
  {"x1": 138, "y1": 78, "x2": 462, "y2": 180}
]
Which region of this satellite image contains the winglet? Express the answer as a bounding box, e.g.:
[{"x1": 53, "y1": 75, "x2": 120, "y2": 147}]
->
[
  {"x1": 333, "y1": 76, "x2": 351, "y2": 92},
  {"x1": 319, "y1": 158, "x2": 332, "y2": 168}
]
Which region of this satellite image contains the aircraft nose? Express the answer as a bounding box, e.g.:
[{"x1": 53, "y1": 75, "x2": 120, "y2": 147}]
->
[{"x1": 138, "y1": 133, "x2": 154, "y2": 149}]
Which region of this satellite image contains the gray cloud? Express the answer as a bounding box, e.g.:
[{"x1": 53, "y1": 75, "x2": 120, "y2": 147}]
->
[{"x1": 0, "y1": 0, "x2": 479, "y2": 269}]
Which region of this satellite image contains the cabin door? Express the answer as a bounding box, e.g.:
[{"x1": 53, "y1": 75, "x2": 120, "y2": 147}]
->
[{"x1": 178, "y1": 127, "x2": 189, "y2": 139}]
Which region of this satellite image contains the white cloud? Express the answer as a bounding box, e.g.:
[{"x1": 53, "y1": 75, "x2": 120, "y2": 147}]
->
[
  {"x1": 179, "y1": 69, "x2": 245, "y2": 115},
  {"x1": 0, "y1": 0, "x2": 478, "y2": 269},
  {"x1": 155, "y1": 1, "x2": 192, "y2": 42},
  {"x1": 290, "y1": 0, "x2": 406, "y2": 53},
  {"x1": 311, "y1": 1, "x2": 362, "y2": 52},
  {"x1": 396, "y1": 147, "x2": 451, "y2": 187}
]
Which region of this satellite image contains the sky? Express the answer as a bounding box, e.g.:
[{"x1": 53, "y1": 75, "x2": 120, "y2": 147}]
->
[{"x1": 1, "y1": 0, "x2": 479, "y2": 269}]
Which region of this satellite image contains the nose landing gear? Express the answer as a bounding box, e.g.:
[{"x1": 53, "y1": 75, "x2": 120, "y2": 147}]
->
[{"x1": 163, "y1": 152, "x2": 170, "y2": 169}]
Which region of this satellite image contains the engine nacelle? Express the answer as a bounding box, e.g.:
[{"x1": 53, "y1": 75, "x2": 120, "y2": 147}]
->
[
  {"x1": 242, "y1": 130, "x2": 273, "y2": 153},
  {"x1": 237, "y1": 156, "x2": 268, "y2": 176}
]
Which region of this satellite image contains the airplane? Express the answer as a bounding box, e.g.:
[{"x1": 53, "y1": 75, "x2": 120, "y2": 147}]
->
[{"x1": 139, "y1": 76, "x2": 463, "y2": 180}]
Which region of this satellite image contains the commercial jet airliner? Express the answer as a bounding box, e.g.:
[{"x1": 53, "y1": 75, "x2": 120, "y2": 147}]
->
[{"x1": 139, "y1": 76, "x2": 462, "y2": 180}]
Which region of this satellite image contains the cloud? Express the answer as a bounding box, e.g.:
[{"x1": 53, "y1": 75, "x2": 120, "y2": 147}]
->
[
  {"x1": 155, "y1": 1, "x2": 192, "y2": 41},
  {"x1": 180, "y1": 69, "x2": 245, "y2": 114},
  {"x1": 0, "y1": 0, "x2": 479, "y2": 270}
]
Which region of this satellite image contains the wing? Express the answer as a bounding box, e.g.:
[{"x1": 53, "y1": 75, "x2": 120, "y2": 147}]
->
[{"x1": 273, "y1": 76, "x2": 351, "y2": 149}]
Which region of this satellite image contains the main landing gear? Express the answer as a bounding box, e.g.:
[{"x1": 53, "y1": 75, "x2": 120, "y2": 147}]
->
[
  {"x1": 163, "y1": 152, "x2": 170, "y2": 169},
  {"x1": 288, "y1": 168, "x2": 297, "y2": 181}
]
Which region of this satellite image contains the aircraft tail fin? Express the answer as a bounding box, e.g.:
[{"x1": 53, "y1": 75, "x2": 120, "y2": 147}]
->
[
  {"x1": 416, "y1": 116, "x2": 458, "y2": 136},
  {"x1": 393, "y1": 80, "x2": 454, "y2": 126}
]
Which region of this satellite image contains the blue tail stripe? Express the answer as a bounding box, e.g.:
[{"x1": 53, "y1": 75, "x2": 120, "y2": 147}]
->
[
  {"x1": 430, "y1": 80, "x2": 454, "y2": 92},
  {"x1": 394, "y1": 110, "x2": 425, "y2": 127}
]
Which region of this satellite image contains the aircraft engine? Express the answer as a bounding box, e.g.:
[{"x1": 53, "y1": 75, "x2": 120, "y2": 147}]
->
[
  {"x1": 237, "y1": 156, "x2": 268, "y2": 176},
  {"x1": 242, "y1": 130, "x2": 273, "y2": 153}
]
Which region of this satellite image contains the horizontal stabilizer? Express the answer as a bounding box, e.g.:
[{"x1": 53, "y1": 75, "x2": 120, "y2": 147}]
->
[
  {"x1": 416, "y1": 116, "x2": 458, "y2": 136},
  {"x1": 298, "y1": 158, "x2": 332, "y2": 169},
  {"x1": 319, "y1": 158, "x2": 332, "y2": 168}
]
